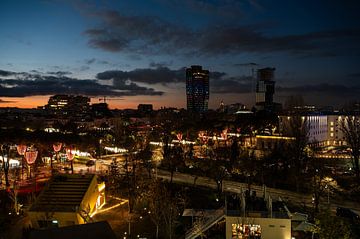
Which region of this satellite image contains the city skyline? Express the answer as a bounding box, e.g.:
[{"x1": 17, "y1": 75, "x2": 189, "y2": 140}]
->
[{"x1": 1, "y1": 0, "x2": 360, "y2": 109}]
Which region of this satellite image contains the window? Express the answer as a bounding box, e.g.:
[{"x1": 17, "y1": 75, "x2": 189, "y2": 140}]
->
[{"x1": 232, "y1": 224, "x2": 261, "y2": 239}]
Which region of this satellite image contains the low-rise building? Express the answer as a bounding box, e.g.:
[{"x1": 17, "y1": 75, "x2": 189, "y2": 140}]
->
[{"x1": 28, "y1": 174, "x2": 105, "y2": 228}]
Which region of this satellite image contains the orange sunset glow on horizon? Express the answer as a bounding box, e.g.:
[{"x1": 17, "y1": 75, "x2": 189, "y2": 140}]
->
[{"x1": 0, "y1": 94, "x2": 187, "y2": 110}]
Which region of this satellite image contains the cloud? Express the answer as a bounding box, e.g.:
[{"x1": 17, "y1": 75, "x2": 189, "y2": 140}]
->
[
  {"x1": 233, "y1": 63, "x2": 259, "y2": 67},
  {"x1": 98, "y1": 60, "x2": 110, "y2": 65},
  {"x1": 97, "y1": 66, "x2": 254, "y2": 94},
  {"x1": 97, "y1": 67, "x2": 185, "y2": 85},
  {"x1": 149, "y1": 61, "x2": 173, "y2": 68},
  {"x1": 276, "y1": 84, "x2": 360, "y2": 99},
  {"x1": 211, "y1": 76, "x2": 253, "y2": 94},
  {"x1": 0, "y1": 70, "x2": 16, "y2": 76},
  {"x1": 276, "y1": 83, "x2": 360, "y2": 107},
  {"x1": 84, "y1": 58, "x2": 111, "y2": 65},
  {"x1": 155, "y1": 0, "x2": 247, "y2": 19},
  {"x1": 0, "y1": 99, "x2": 17, "y2": 103},
  {"x1": 348, "y1": 73, "x2": 360, "y2": 78},
  {"x1": 85, "y1": 58, "x2": 96, "y2": 64},
  {"x1": 83, "y1": 9, "x2": 360, "y2": 57},
  {"x1": 46, "y1": 71, "x2": 72, "y2": 76},
  {"x1": 84, "y1": 10, "x2": 192, "y2": 54},
  {"x1": 79, "y1": 66, "x2": 90, "y2": 71},
  {"x1": 0, "y1": 69, "x2": 163, "y2": 97}
]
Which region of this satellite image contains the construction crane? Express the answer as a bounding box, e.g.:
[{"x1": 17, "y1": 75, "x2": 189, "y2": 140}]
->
[{"x1": 98, "y1": 96, "x2": 123, "y2": 103}]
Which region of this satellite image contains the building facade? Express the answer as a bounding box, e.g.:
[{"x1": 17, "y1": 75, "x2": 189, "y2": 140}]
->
[
  {"x1": 46, "y1": 95, "x2": 90, "y2": 119},
  {"x1": 186, "y1": 65, "x2": 209, "y2": 113},
  {"x1": 279, "y1": 115, "x2": 328, "y2": 144},
  {"x1": 326, "y1": 115, "x2": 346, "y2": 146},
  {"x1": 255, "y1": 68, "x2": 276, "y2": 111}
]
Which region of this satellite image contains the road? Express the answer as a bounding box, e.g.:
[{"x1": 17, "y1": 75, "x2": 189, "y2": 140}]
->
[{"x1": 156, "y1": 169, "x2": 360, "y2": 215}]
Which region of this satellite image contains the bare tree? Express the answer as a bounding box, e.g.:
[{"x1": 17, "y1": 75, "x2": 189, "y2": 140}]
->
[
  {"x1": 146, "y1": 180, "x2": 181, "y2": 239},
  {"x1": 138, "y1": 143, "x2": 153, "y2": 178},
  {"x1": 0, "y1": 144, "x2": 10, "y2": 187},
  {"x1": 308, "y1": 154, "x2": 331, "y2": 214},
  {"x1": 284, "y1": 116, "x2": 309, "y2": 191},
  {"x1": 147, "y1": 180, "x2": 164, "y2": 239},
  {"x1": 340, "y1": 116, "x2": 360, "y2": 181},
  {"x1": 8, "y1": 180, "x2": 21, "y2": 215},
  {"x1": 162, "y1": 136, "x2": 184, "y2": 185}
]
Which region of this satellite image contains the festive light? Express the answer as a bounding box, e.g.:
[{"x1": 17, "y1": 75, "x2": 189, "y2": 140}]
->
[
  {"x1": 221, "y1": 129, "x2": 228, "y2": 140},
  {"x1": 17, "y1": 145, "x2": 27, "y2": 156},
  {"x1": 53, "y1": 142, "x2": 62, "y2": 152},
  {"x1": 25, "y1": 150, "x2": 38, "y2": 165},
  {"x1": 176, "y1": 132, "x2": 183, "y2": 141},
  {"x1": 66, "y1": 147, "x2": 75, "y2": 161}
]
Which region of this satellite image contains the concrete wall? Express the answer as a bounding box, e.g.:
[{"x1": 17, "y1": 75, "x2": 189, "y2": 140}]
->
[{"x1": 80, "y1": 175, "x2": 100, "y2": 215}]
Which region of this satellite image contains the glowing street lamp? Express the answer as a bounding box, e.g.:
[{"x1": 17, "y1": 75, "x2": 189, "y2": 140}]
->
[
  {"x1": 221, "y1": 129, "x2": 228, "y2": 140},
  {"x1": 53, "y1": 143, "x2": 62, "y2": 152},
  {"x1": 25, "y1": 150, "x2": 37, "y2": 165},
  {"x1": 25, "y1": 149, "x2": 38, "y2": 178},
  {"x1": 17, "y1": 145, "x2": 27, "y2": 156},
  {"x1": 221, "y1": 129, "x2": 228, "y2": 147},
  {"x1": 52, "y1": 142, "x2": 62, "y2": 170},
  {"x1": 176, "y1": 132, "x2": 183, "y2": 142},
  {"x1": 66, "y1": 147, "x2": 75, "y2": 174}
]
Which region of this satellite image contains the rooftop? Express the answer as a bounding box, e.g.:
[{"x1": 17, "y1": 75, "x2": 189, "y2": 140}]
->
[{"x1": 29, "y1": 174, "x2": 95, "y2": 212}]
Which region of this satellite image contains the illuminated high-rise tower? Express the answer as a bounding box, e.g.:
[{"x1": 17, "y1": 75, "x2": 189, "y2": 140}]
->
[{"x1": 186, "y1": 65, "x2": 209, "y2": 113}]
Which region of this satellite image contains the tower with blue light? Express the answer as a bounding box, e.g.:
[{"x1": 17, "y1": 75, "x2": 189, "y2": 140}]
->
[{"x1": 186, "y1": 65, "x2": 209, "y2": 113}]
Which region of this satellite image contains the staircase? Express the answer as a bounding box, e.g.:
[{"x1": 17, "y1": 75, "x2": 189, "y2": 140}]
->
[{"x1": 185, "y1": 207, "x2": 225, "y2": 239}]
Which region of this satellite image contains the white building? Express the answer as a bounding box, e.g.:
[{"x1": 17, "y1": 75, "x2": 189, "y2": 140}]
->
[
  {"x1": 279, "y1": 115, "x2": 328, "y2": 145},
  {"x1": 326, "y1": 115, "x2": 346, "y2": 146}
]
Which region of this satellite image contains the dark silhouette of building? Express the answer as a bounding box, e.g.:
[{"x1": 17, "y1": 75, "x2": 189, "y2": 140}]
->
[
  {"x1": 45, "y1": 95, "x2": 90, "y2": 119},
  {"x1": 255, "y1": 68, "x2": 281, "y2": 112},
  {"x1": 138, "y1": 104, "x2": 153, "y2": 114},
  {"x1": 186, "y1": 65, "x2": 209, "y2": 113},
  {"x1": 91, "y1": 103, "x2": 112, "y2": 118},
  {"x1": 256, "y1": 68, "x2": 275, "y2": 106}
]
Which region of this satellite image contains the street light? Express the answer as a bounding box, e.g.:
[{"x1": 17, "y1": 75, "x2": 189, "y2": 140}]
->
[
  {"x1": 325, "y1": 184, "x2": 330, "y2": 204},
  {"x1": 66, "y1": 147, "x2": 75, "y2": 174},
  {"x1": 25, "y1": 149, "x2": 38, "y2": 179},
  {"x1": 52, "y1": 142, "x2": 62, "y2": 170}
]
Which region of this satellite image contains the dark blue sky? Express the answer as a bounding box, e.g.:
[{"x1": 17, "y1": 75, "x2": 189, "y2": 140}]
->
[{"x1": 0, "y1": 0, "x2": 359, "y2": 109}]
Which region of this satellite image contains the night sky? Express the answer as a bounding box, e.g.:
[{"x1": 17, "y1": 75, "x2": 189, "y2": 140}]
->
[{"x1": 0, "y1": 0, "x2": 360, "y2": 109}]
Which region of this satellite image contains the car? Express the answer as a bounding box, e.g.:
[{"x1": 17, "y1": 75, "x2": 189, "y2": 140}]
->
[{"x1": 336, "y1": 207, "x2": 360, "y2": 221}]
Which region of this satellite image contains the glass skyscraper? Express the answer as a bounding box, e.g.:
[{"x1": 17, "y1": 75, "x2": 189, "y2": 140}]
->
[{"x1": 186, "y1": 65, "x2": 209, "y2": 113}]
